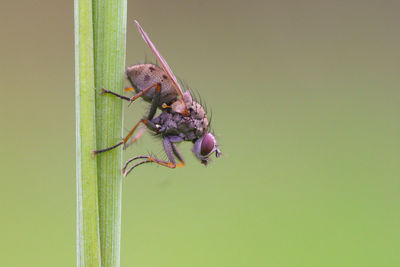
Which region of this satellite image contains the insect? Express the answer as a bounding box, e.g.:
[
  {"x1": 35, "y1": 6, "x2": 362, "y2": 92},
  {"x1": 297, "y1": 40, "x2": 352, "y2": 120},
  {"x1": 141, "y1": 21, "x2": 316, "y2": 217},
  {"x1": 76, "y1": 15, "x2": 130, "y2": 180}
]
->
[{"x1": 93, "y1": 20, "x2": 221, "y2": 176}]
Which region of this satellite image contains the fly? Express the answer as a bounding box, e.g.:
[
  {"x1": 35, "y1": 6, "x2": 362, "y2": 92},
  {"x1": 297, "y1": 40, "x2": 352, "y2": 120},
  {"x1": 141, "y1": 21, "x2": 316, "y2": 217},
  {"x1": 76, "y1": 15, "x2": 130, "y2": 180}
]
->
[{"x1": 93, "y1": 20, "x2": 221, "y2": 176}]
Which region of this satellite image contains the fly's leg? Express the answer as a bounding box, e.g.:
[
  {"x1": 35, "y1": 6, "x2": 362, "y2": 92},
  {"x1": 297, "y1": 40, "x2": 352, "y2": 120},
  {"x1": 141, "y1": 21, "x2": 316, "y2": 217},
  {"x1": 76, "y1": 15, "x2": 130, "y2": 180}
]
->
[
  {"x1": 122, "y1": 156, "x2": 152, "y2": 177},
  {"x1": 122, "y1": 137, "x2": 185, "y2": 176},
  {"x1": 92, "y1": 119, "x2": 158, "y2": 155},
  {"x1": 147, "y1": 83, "x2": 161, "y2": 120},
  {"x1": 100, "y1": 88, "x2": 131, "y2": 101},
  {"x1": 123, "y1": 127, "x2": 146, "y2": 149},
  {"x1": 122, "y1": 80, "x2": 161, "y2": 149},
  {"x1": 122, "y1": 158, "x2": 153, "y2": 176},
  {"x1": 128, "y1": 82, "x2": 160, "y2": 103},
  {"x1": 92, "y1": 83, "x2": 163, "y2": 155},
  {"x1": 100, "y1": 82, "x2": 161, "y2": 104},
  {"x1": 171, "y1": 143, "x2": 185, "y2": 165}
]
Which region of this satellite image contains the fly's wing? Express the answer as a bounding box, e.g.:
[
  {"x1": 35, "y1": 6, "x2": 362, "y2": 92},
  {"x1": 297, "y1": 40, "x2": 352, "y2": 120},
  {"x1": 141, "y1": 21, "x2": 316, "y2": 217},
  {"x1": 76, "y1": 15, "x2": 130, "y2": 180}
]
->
[{"x1": 135, "y1": 20, "x2": 189, "y2": 115}]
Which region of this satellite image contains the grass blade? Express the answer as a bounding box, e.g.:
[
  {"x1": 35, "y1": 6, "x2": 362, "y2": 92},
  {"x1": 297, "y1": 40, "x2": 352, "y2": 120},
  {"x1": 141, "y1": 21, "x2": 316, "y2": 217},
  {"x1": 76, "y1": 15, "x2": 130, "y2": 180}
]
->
[
  {"x1": 75, "y1": 0, "x2": 101, "y2": 265},
  {"x1": 92, "y1": 0, "x2": 127, "y2": 266}
]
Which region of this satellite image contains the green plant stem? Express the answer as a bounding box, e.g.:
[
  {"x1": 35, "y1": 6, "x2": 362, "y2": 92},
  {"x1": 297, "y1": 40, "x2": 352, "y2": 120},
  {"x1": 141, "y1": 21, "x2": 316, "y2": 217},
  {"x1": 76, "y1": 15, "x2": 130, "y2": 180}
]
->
[
  {"x1": 92, "y1": 0, "x2": 127, "y2": 266},
  {"x1": 75, "y1": 0, "x2": 101, "y2": 265}
]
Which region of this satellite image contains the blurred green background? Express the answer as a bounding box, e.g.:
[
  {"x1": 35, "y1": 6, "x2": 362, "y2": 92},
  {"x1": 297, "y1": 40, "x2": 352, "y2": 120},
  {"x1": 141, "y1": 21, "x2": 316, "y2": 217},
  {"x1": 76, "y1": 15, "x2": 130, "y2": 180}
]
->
[{"x1": 1, "y1": 0, "x2": 399, "y2": 266}]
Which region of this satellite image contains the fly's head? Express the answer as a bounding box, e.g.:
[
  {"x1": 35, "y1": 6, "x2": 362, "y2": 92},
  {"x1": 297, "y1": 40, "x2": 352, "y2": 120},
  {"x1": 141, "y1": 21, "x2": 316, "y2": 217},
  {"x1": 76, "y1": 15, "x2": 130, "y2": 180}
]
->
[{"x1": 192, "y1": 133, "x2": 221, "y2": 166}]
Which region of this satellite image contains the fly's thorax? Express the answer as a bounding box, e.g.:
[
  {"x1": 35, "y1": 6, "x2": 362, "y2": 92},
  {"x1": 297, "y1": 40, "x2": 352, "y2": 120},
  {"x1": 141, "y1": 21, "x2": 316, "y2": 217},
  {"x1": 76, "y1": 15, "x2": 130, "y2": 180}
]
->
[
  {"x1": 170, "y1": 90, "x2": 206, "y2": 121},
  {"x1": 152, "y1": 100, "x2": 209, "y2": 141},
  {"x1": 170, "y1": 91, "x2": 209, "y2": 133},
  {"x1": 126, "y1": 63, "x2": 178, "y2": 104},
  {"x1": 189, "y1": 101, "x2": 208, "y2": 122}
]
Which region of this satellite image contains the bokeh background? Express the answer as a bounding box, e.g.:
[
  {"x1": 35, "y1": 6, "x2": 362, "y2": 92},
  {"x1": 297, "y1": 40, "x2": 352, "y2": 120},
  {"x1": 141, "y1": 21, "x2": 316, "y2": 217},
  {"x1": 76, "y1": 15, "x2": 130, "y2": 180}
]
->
[{"x1": 1, "y1": 0, "x2": 399, "y2": 266}]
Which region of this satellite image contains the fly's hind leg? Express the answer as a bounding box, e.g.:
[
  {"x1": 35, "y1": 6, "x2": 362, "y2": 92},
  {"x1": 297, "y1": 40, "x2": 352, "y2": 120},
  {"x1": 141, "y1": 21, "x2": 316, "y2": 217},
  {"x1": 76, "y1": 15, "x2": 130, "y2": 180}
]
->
[
  {"x1": 100, "y1": 88, "x2": 131, "y2": 101},
  {"x1": 100, "y1": 82, "x2": 161, "y2": 105}
]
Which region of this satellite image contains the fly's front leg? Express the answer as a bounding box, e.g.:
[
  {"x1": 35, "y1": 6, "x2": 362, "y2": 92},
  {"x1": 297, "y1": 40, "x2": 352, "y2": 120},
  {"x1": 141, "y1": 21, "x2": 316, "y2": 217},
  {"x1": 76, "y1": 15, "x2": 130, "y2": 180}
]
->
[
  {"x1": 171, "y1": 143, "x2": 185, "y2": 166},
  {"x1": 122, "y1": 137, "x2": 184, "y2": 176},
  {"x1": 122, "y1": 156, "x2": 153, "y2": 177}
]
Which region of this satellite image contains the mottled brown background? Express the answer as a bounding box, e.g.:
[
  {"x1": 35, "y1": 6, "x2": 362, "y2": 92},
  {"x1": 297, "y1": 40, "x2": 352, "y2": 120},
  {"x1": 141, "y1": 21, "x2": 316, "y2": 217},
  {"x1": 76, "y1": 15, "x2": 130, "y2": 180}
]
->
[{"x1": 1, "y1": 0, "x2": 399, "y2": 266}]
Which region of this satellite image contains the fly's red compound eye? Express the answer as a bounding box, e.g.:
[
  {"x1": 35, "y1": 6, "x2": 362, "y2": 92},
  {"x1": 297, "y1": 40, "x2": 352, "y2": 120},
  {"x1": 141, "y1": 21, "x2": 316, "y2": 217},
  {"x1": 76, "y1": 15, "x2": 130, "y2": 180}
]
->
[{"x1": 200, "y1": 133, "x2": 215, "y2": 156}]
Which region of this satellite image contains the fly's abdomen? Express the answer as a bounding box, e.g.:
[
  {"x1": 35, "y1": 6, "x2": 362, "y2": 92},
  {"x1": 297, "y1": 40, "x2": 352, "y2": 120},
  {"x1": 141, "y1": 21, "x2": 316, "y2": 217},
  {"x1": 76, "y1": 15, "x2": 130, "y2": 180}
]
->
[{"x1": 126, "y1": 64, "x2": 178, "y2": 104}]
